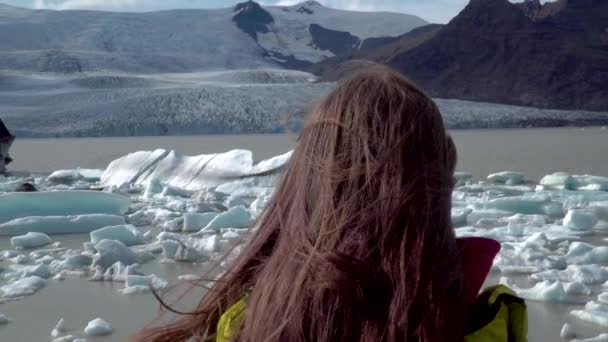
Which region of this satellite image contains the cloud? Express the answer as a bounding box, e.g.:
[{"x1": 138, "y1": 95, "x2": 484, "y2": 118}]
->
[{"x1": 33, "y1": 0, "x2": 144, "y2": 11}]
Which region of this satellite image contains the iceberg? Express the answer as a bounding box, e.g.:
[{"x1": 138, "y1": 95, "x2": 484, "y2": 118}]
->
[
  {"x1": 89, "y1": 261, "x2": 143, "y2": 282},
  {"x1": 0, "y1": 276, "x2": 47, "y2": 298},
  {"x1": 90, "y1": 225, "x2": 144, "y2": 246},
  {"x1": 0, "y1": 313, "x2": 9, "y2": 325},
  {"x1": 503, "y1": 279, "x2": 583, "y2": 304},
  {"x1": 564, "y1": 210, "x2": 598, "y2": 231},
  {"x1": 51, "y1": 318, "x2": 67, "y2": 338},
  {"x1": 571, "y1": 301, "x2": 608, "y2": 327},
  {"x1": 161, "y1": 240, "x2": 205, "y2": 262},
  {"x1": 0, "y1": 214, "x2": 126, "y2": 236},
  {"x1": 0, "y1": 191, "x2": 129, "y2": 224},
  {"x1": 540, "y1": 173, "x2": 577, "y2": 190},
  {"x1": 10, "y1": 232, "x2": 52, "y2": 249},
  {"x1": 560, "y1": 323, "x2": 576, "y2": 339},
  {"x1": 84, "y1": 318, "x2": 113, "y2": 336},
  {"x1": 121, "y1": 274, "x2": 168, "y2": 295},
  {"x1": 572, "y1": 334, "x2": 608, "y2": 342},
  {"x1": 531, "y1": 265, "x2": 608, "y2": 285},
  {"x1": 101, "y1": 149, "x2": 291, "y2": 191},
  {"x1": 475, "y1": 195, "x2": 557, "y2": 215},
  {"x1": 487, "y1": 171, "x2": 525, "y2": 185},
  {"x1": 183, "y1": 212, "x2": 219, "y2": 232},
  {"x1": 47, "y1": 169, "x2": 103, "y2": 184},
  {"x1": 202, "y1": 206, "x2": 252, "y2": 232},
  {"x1": 91, "y1": 240, "x2": 139, "y2": 270}
]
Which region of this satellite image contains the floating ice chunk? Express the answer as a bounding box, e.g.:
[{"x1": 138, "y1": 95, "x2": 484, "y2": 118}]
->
[
  {"x1": 477, "y1": 195, "x2": 555, "y2": 215},
  {"x1": 560, "y1": 323, "x2": 576, "y2": 339},
  {"x1": 522, "y1": 232, "x2": 549, "y2": 249},
  {"x1": 183, "y1": 212, "x2": 219, "y2": 232},
  {"x1": 51, "y1": 318, "x2": 67, "y2": 337},
  {"x1": 225, "y1": 195, "x2": 248, "y2": 209},
  {"x1": 156, "y1": 232, "x2": 181, "y2": 241},
  {"x1": 84, "y1": 317, "x2": 113, "y2": 336},
  {"x1": 51, "y1": 336, "x2": 75, "y2": 342},
  {"x1": 573, "y1": 334, "x2": 608, "y2": 342},
  {"x1": 164, "y1": 199, "x2": 186, "y2": 212},
  {"x1": 487, "y1": 171, "x2": 525, "y2": 185},
  {"x1": 91, "y1": 240, "x2": 138, "y2": 269},
  {"x1": 590, "y1": 202, "x2": 608, "y2": 222},
  {"x1": 90, "y1": 225, "x2": 144, "y2": 246},
  {"x1": 53, "y1": 254, "x2": 93, "y2": 271},
  {"x1": 250, "y1": 194, "x2": 272, "y2": 218},
  {"x1": 47, "y1": 170, "x2": 83, "y2": 184},
  {"x1": 564, "y1": 210, "x2": 598, "y2": 231},
  {"x1": 202, "y1": 206, "x2": 252, "y2": 231},
  {"x1": 0, "y1": 214, "x2": 126, "y2": 236},
  {"x1": 571, "y1": 301, "x2": 608, "y2": 327},
  {"x1": 599, "y1": 292, "x2": 608, "y2": 304},
  {"x1": 0, "y1": 276, "x2": 47, "y2": 298},
  {"x1": 0, "y1": 314, "x2": 10, "y2": 324},
  {"x1": 507, "y1": 221, "x2": 525, "y2": 237},
  {"x1": 178, "y1": 274, "x2": 201, "y2": 281},
  {"x1": 565, "y1": 282, "x2": 593, "y2": 296},
  {"x1": 10, "y1": 232, "x2": 52, "y2": 249},
  {"x1": 574, "y1": 175, "x2": 608, "y2": 191},
  {"x1": 144, "y1": 179, "x2": 163, "y2": 198},
  {"x1": 20, "y1": 264, "x2": 51, "y2": 279},
  {"x1": 121, "y1": 274, "x2": 168, "y2": 295},
  {"x1": 0, "y1": 191, "x2": 129, "y2": 224},
  {"x1": 161, "y1": 240, "x2": 204, "y2": 262},
  {"x1": 223, "y1": 231, "x2": 241, "y2": 240},
  {"x1": 451, "y1": 208, "x2": 472, "y2": 227},
  {"x1": 532, "y1": 265, "x2": 608, "y2": 285},
  {"x1": 465, "y1": 209, "x2": 519, "y2": 226},
  {"x1": 161, "y1": 185, "x2": 190, "y2": 198},
  {"x1": 102, "y1": 149, "x2": 290, "y2": 191},
  {"x1": 48, "y1": 169, "x2": 103, "y2": 184},
  {"x1": 191, "y1": 234, "x2": 221, "y2": 255},
  {"x1": 541, "y1": 173, "x2": 576, "y2": 190},
  {"x1": 504, "y1": 279, "x2": 582, "y2": 303},
  {"x1": 566, "y1": 242, "x2": 608, "y2": 264},
  {"x1": 89, "y1": 262, "x2": 143, "y2": 282},
  {"x1": 454, "y1": 172, "x2": 473, "y2": 186}
]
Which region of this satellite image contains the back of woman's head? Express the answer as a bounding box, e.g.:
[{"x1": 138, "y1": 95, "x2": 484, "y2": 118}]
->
[{"x1": 139, "y1": 65, "x2": 464, "y2": 342}]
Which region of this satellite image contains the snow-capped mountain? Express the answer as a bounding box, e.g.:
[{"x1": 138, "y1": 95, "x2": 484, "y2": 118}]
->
[{"x1": 0, "y1": 1, "x2": 427, "y2": 73}]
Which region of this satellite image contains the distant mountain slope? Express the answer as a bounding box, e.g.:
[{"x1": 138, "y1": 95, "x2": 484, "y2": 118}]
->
[
  {"x1": 313, "y1": 0, "x2": 608, "y2": 111},
  {"x1": 0, "y1": 1, "x2": 426, "y2": 73}
]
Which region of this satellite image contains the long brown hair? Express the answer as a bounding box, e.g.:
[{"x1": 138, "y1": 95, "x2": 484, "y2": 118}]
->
[{"x1": 137, "y1": 65, "x2": 464, "y2": 342}]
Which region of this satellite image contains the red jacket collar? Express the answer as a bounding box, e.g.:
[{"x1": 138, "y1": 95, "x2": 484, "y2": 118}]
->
[{"x1": 457, "y1": 237, "x2": 501, "y2": 306}]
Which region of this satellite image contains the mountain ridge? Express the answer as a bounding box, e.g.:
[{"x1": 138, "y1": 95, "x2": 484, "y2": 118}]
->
[
  {"x1": 312, "y1": 0, "x2": 608, "y2": 111},
  {"x1": 0, "y1": 0, "x2": 427, "y2": 73}
]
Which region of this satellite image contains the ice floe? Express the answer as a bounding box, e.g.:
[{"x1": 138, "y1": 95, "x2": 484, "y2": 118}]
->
[
  {"x1": 0, "y1": 214, "x2": 126, "y2": 236},
  {"x1": 84, "y1": 317, "x2": 113, "y2": 336},
  {"x1": 90, "y1": 224, "x2": 144, "y2": 246},
  {"x1": 10, "y1": 232, "x2": 52, "y2": 249},
  {"x1": 0, "y1": 191, "x2": 129, "y2": 224}
]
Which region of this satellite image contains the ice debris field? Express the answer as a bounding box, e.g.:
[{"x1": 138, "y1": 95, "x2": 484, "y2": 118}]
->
[{"x1": 2, "y1": 150, "x2": 608, "y2": 340}]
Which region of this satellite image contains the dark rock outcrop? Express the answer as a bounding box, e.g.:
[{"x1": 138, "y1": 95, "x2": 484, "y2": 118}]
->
[
  {"x1": 309, "y1": 24, "x2": 360, "y2": 56},
  {"x1": 16, "y1": 183, "x2": 37, "y2": 192},
  {"x1": 232, "y1": 0, "x2": 274, "y2": 40}
]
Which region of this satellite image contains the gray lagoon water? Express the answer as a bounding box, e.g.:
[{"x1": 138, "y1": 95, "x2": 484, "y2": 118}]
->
[{"x1": 2, "y1": 128, "x2": 608, "y2": 341}]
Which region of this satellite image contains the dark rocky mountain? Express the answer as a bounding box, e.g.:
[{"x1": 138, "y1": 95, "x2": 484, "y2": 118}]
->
[
  {"x1": 313, "y1": 0, "x2": 608, "y2": 111},
  {"x1": 232, "y1": 0, "x2": 274, "y2": 40}
]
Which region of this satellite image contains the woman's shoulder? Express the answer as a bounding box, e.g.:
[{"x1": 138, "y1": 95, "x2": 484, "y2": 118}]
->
[{"x1": 464, "y1": 285, "x2": 528, "y2": 342}]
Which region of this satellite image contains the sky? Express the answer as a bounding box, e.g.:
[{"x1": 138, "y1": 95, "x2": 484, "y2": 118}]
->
[{"x1": 1, "y1": 0, "x2": 543, "y2": 23}]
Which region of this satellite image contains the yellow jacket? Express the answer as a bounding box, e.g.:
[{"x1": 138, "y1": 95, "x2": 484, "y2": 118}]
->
[{"x1": 216, "y1": 285, "x2": 527, "y2": 342}]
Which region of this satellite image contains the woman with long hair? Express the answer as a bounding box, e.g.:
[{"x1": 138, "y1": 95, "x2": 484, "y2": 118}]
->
[{"x1": 137, "y1": 65, "x2": 527, "y2": 342}]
